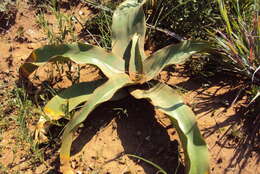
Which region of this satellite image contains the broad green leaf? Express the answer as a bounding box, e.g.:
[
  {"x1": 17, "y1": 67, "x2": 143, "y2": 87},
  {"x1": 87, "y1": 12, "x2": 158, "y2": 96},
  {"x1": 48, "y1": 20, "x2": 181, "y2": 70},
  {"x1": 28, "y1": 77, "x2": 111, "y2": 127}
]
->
[
  {"x1": 60, "y1": 74, "x2": 131, "y2": 174},
  {"x1": 111, "y1": 0, "x2": 146, "y2": 59},
  {"x1": 130, "y1": 83, "x2": 209, "y2": 174},
  {"x1": 143, "y1": 41, "x2": 210, "y2": 82},
  {"x1": 19, "y1": 43, "x2": 125, "y2": 78},
  {"x1": 44, "y1": 79, "x2": 106, "y2": 120},
  {"x1": 128, "y1": 34, "x2": 145, "y2": 81}
]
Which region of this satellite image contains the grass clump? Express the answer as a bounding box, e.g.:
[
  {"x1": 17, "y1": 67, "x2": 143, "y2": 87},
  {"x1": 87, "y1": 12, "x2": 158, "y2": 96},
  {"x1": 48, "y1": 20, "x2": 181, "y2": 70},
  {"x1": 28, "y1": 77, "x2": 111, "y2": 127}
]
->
[
  {"x1": 208, "y1": 0, "x2": 260, "y2": 104},
  {"x1": 145, "y1": 0, "x2": 222, "y2": 41},
  {"x1": 35, "y1": 1, "x2": 78, "y2": 44},
  {"x1": 0, "y1": 86, "x2": 47, "y2": 173}
]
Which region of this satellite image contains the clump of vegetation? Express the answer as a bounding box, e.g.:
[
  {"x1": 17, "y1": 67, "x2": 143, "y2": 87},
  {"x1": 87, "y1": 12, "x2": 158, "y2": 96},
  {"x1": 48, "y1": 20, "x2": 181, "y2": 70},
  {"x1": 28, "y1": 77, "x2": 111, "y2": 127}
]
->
[
  {"x1": 0, "y1": 87, "x2": 45, "y2": 173},
  {"x1": 145, "y1": 0, "x2": 222, "y2": 42},
  {"x1": 19, "y1": 0, "x2": 211, "y2": 174},
  {"x1": 35, "y1": 0, "x2": 78, "y2": 44},
  {"x1": 81, "y1": 7, "x2": 113, "y2": 49},
  {"x1": 0, "y1": 0, "x2": 17, "y2": 33},
  {"x1": 209, "y1": 0, "x2": 260, "y2": 104}
]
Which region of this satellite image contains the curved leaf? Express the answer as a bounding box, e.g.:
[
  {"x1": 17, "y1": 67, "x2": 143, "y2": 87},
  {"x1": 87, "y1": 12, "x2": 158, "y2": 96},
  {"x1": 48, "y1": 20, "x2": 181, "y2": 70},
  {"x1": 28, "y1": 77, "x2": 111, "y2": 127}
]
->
[
  {"x1": 19, "y1": 43, "x2": 125, "y2": 78},
  {"x1": 130, "y1": 83, "x2": 209, "y2": 174},
  {"x1": 44, "y1": 79, "x2": 106, "y2": 120},
  {"x1": 60, "y1": 74, "x2": 131, "y2": 174},
  {"x1": 128, "y1": 34, "x2": 145, "y2": 81},
  {"x1": 112, "y1": 0, "x2": 146, "y2": 59},
  {"x1": 143, "y1": 41, "x2": 210, "y2": 82}
]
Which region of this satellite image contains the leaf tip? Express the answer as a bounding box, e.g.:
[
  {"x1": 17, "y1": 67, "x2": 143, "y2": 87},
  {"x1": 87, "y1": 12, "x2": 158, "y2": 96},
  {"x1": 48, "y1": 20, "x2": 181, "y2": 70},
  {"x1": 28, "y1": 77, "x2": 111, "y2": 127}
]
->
[{"x1": 44, "y1": 107, "x2": 63, "y2": 120}]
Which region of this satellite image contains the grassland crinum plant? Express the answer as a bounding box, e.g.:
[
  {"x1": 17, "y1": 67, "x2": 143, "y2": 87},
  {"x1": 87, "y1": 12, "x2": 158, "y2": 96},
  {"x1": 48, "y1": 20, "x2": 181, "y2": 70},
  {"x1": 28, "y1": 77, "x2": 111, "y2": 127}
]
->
[{"x1": 19, "y1": 0, "x2": 211, "y2": 174}]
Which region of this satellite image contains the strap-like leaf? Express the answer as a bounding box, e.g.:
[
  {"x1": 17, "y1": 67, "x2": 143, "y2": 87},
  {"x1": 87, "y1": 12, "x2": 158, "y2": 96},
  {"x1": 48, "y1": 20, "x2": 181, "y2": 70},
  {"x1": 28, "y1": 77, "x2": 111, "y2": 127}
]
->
[
  {"x1": 44, "y1": 79, "x2": 106, "y2": 120},
  {"x1": 111, "y1": 0, "x2": 146, "y2": 59},
  {"x1": 143, "y1": 41, "x2": 210, "y2": 82},
  {"x1": 128, "y1": 34, "x2": 145, "y2": 81},
  {"x1": 130, "y1": 83, "x2": 209, "y2": 174},
  {"x1": 60, "y1": 74, "x2": 131, "y2": 174},
  {"x1": 19, "y1": 43, "x2": 125, "y2": 78}
]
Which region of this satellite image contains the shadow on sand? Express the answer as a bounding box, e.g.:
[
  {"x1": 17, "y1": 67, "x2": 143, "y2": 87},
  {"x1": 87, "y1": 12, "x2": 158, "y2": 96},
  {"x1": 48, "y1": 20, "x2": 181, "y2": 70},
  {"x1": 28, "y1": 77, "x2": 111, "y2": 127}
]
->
[{"x1": 70, "y1": 96, "x2": 185, "y2": 174}]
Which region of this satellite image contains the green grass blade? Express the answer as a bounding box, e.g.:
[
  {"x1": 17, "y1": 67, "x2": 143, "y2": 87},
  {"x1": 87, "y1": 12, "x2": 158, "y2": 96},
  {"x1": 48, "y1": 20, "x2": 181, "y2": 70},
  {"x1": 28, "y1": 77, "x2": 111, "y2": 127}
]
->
[
  {"x1": 19, "y1": 43, "x2": 125, "y2": 78},
  {"x1": 60, "y1": 74, "x2": 131, "y2": 173},
  {"x1": 126, "y1": 154, "x2": 167, "y2": 174},
  {"x1": 111, "y1": 0, "x2": 146, "y2": 59},
  {"x1": 130, "y1": 83, "x2": 209, "y2": 174},
  {"x1": 217, "y1": 0, "x2": 232, "y2": 35},
  {"x1": 143, "y1": 41, "x2": 210, "y2": 82}
]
